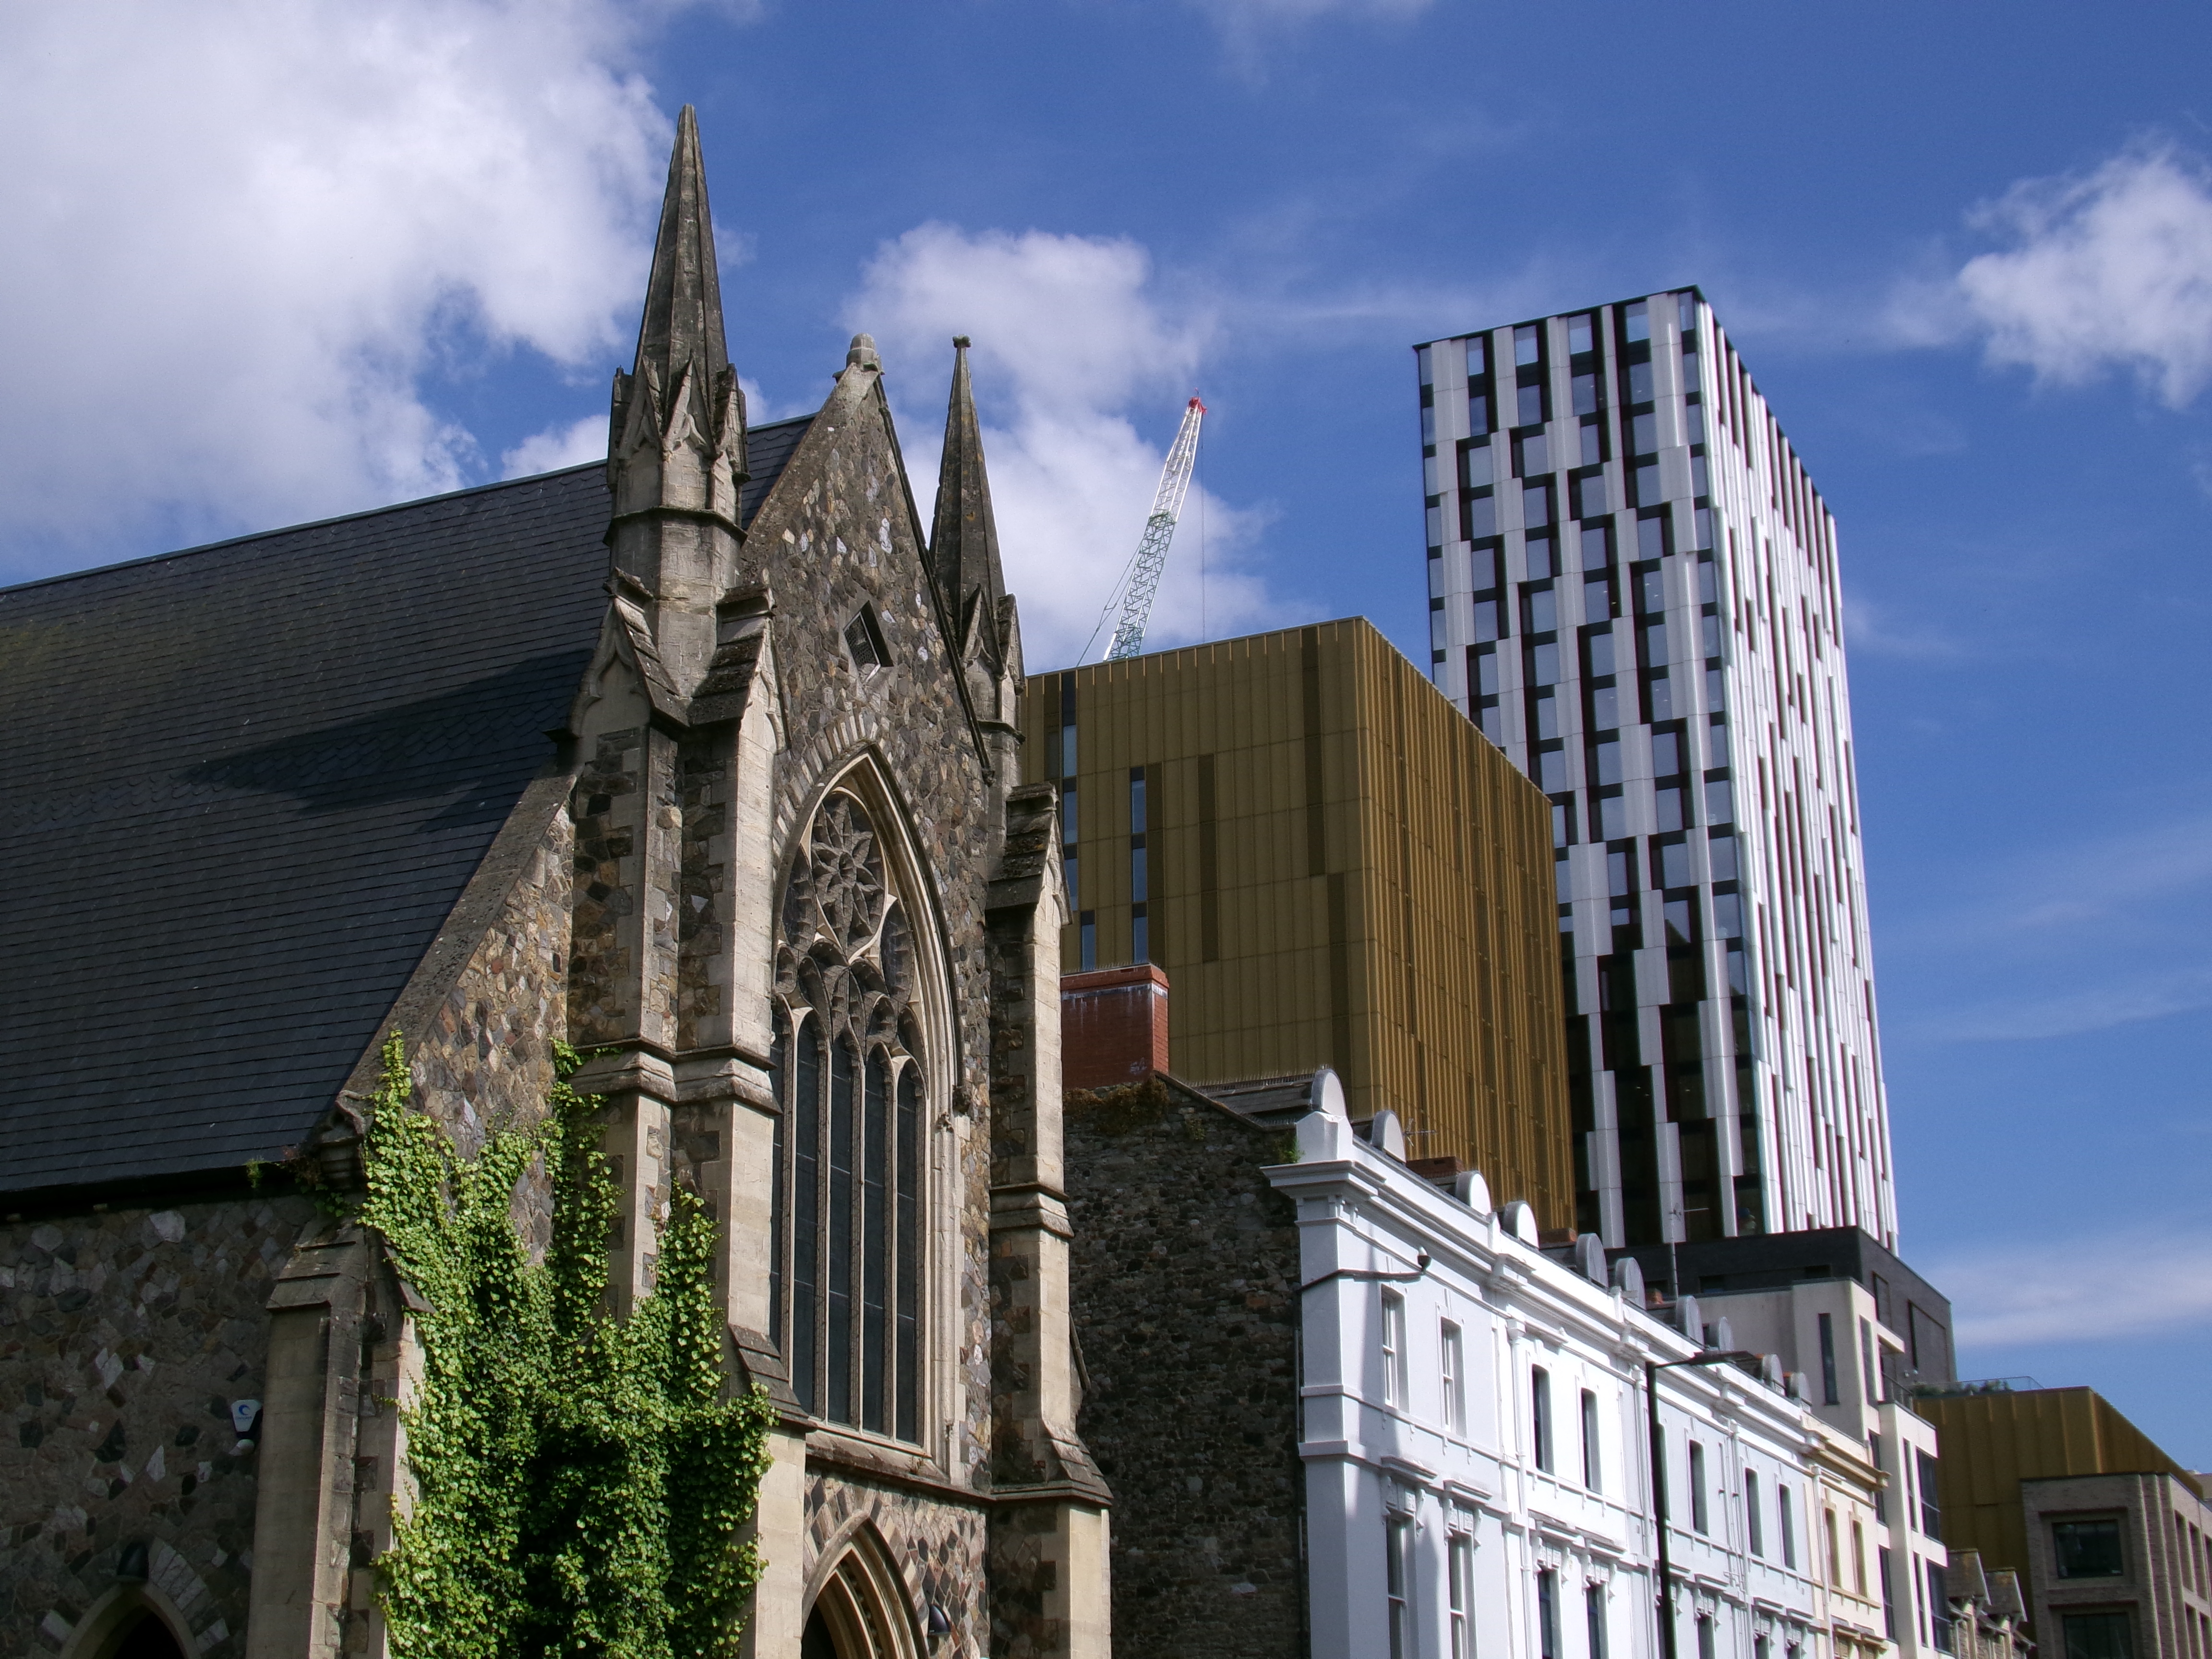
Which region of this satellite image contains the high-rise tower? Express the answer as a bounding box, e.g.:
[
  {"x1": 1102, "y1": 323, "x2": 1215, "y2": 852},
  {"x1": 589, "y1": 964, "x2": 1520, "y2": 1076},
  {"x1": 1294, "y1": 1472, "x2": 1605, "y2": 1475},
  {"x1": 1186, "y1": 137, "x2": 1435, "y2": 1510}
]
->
[{"x1": 1415, "y1": 289, "x2": 1895, "y2": 1249}]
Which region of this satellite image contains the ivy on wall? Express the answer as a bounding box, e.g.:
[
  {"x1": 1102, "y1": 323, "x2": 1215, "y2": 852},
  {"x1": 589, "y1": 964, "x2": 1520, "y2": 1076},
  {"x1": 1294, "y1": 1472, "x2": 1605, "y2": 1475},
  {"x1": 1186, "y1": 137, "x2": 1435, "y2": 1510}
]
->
[{"x1": 361, "y1": 1034, "x2": 774, "y2": 1659}]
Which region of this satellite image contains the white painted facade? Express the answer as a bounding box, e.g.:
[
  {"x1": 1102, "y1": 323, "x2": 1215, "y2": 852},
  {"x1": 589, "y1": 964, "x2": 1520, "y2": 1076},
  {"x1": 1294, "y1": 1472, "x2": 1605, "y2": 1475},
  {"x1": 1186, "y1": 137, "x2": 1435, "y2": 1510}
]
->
[
  {"x1": 1273, "y1": 1083, "x2": 1898, "y2": 1659},
  {"x1": 1414, "y1": 291, "x2": 1893, "y2": 1252},
  {"x1": 1704, "y1": 1277, "x2": 1945, "y2": 1659}
]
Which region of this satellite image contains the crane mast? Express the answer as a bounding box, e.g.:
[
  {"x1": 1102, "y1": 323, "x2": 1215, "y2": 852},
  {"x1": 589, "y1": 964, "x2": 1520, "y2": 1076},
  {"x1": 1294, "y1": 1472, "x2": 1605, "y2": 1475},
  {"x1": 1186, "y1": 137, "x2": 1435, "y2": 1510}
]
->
[{"x1": 1103, "y1": 396, "x2": 1206, "y2": 661}]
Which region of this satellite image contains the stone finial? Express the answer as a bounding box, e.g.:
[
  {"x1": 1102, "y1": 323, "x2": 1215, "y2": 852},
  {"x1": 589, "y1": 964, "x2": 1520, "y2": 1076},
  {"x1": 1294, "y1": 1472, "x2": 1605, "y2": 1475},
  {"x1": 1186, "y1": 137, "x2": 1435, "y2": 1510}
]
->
[{"x1": 846, "y1": 333, "x2": 881, "y2": 370}]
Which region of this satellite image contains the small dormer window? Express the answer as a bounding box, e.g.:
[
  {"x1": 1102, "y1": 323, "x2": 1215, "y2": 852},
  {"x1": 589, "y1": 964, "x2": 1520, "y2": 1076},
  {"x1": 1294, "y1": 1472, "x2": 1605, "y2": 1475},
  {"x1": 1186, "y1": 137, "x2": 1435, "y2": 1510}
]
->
[{"x1": 844, "y1": 604, "x2": 890, "y2": 677}]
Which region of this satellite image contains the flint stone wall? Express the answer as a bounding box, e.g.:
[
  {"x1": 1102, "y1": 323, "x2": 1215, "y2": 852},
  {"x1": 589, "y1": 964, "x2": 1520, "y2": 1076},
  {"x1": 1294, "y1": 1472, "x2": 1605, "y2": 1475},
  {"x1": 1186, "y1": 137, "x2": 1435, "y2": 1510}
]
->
[
  {"x1": 1063, "y1": 1079, "x2": 1305, "y2": 1658},
  {"x1": 0, "y1": 1193, "x2": 320, "y2": 1657}
]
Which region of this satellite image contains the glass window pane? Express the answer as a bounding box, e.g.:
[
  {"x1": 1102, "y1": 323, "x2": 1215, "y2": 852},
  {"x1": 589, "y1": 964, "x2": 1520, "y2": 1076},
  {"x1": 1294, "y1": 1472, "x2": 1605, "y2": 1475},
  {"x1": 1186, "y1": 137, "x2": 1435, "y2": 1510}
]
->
[
  {"x1": 1655, "y1": 787, "x2": 1684, "y2": 833},
  {"x1": 1598, "y1": 794, "x2": 1628, "y2": 840},
  {"x1": 1568, "y1": 313, "x2": 1596, "y2": 354},
  {"x1": 1533, "y1": 689, "x2": 1559, "y2": 739},
  {"x1": 1518, "y1": 431, "x2": 1550, "y2": 475},
  {"x1": 1515, "y1": 324, "x2": 1541, "y2": 365},
  {"x1": 1573, "y1": 372, "x2": 1598, "y2": 414},
  {"x1": 1468, "y1": 392, "x2": 1489, "y2": 432},
  {"x1": 1524, "y1": 483, "x2": 1552, "y2": 527},
  {"x1": 1632, "y1": 411, "x2": 1659, "y2": 454},
  {"x1": 895, "y1": 1066, "x2": 922, "y2": 1442},
  {"x1": 1474, "y1": 647, "x2": 1499, "y2": 696},
  {"x1": 1652, "y1": 730, "x2": 1683, "y2": 776},
  {"x1": 1627, "y1": 360, "x2": 1654, "y2": 401},
  {"x1": 1707, "y1": 889, "x2": 1743, "y2": 942},
  {"x1": 2062, "y1": 1612, "x2": 2135, "y2": 1659},
  {"x1": 1518, "y1": 383, "x2": 1545, "y2": 426},
  {"x1": 1580, "y1": 423, "x2": 1603, "y2": 467},
  {"x1": 1579, "y1": 524, "x2": 1610, "y2": 570},
  {"x1": 1417, "y1": 344, "x2": 1433, "y2": 385},
  {"x1": 1422, "y1": 405, "x2": 1436, "y2": 445},
  {"x1": 1473, "y1": 599, "x2": 1501, "y2": 643},
  {"x1": 1538, "y1": 748, "x2": 1569, "y2": 792},
  {"x1": 1635, "y1": 462, "x2": 1662, "y2": 505},
  {"x1": 1526, "y1": 535, "x2": 1555, "y2": 579},
  {"x1": 1594, "y1": 740, "x2": 1622, "y2": 785},
  {"x1": 1585, "y1": 630, "x2": 1615, "y2": 677},
  {"x1": 1466, "y1": 336, "x2": 1486, "y2": 375},
  {"x1": 1530, "y1": 641, "x2": 1560, "y2": 685},
  {"x1": 1464, "y1": 494, "x2": 1497, "y2": 540},
  {"x1": 2055, "y1": 1521, "x2": 2125, "y2": 1578},
  {"x1": 1624, "y1": 300, "x2": 1649, "y2": 342},
  {"x1": 1464, "y1": 442, "x2": 1494, "y2": 488},
  {"x1": 1579, "y1": 474, "x2": 1608, "y2": 518},
  {"x1": 1706, "y1": 778, "x2": 1734, "y2": 823},
  {"x1": 1525, "y1": 587, "x2": 1557, "y2": 632},
  {"x1": 1589, "y1": 684, "x2": 1619, "y2": 731}
]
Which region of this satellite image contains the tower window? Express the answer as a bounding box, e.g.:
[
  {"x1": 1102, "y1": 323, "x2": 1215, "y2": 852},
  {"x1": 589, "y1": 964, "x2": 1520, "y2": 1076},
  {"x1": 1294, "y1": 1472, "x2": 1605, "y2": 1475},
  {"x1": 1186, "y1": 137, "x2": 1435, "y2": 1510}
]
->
[{"x1": 843, "y1": 604, "x2": 890, "y2": 675}]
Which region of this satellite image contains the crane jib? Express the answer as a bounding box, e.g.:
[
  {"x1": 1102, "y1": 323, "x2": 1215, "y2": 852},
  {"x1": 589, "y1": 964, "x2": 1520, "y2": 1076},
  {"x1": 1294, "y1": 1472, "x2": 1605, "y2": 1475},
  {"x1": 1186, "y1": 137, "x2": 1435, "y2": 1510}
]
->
[{"x1": 1103, "y1": 397, "x2": 1207, "y2": 661}]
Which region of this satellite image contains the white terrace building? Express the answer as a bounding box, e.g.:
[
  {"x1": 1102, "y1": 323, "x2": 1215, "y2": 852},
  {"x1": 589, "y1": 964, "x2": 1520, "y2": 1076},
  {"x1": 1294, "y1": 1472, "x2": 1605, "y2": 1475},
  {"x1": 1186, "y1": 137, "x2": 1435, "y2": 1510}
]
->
[{"x1": 1274, "y1": 1077, "x2": 1900, "y2": 1659}]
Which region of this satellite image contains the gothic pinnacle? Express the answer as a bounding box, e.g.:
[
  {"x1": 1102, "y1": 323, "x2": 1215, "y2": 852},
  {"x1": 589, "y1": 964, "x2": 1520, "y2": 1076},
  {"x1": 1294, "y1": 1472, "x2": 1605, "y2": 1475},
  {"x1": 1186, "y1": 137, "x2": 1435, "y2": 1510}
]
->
[
  {"x1": 632, "y1": 105, "x2": 730, "y2": 395},
  {"x1": 930, "y1": 336, "x2": 1007, "y2": 664}
]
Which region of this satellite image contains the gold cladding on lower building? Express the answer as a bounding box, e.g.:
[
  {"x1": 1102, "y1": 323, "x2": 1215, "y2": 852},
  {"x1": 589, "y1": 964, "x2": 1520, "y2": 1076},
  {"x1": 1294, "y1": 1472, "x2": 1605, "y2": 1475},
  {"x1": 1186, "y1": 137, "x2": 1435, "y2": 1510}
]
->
[{"x1": 1025, "y1": 618, "x2": 1572, "y2": 1230}]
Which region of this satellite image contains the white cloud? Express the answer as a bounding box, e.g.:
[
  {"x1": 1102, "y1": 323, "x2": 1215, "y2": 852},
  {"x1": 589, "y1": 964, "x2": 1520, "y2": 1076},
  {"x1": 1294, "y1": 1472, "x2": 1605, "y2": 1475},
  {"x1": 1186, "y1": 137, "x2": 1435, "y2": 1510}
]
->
[
  {"x1": 1885, "y1": 810, "x2": 2212, "y2": 1042},
  {"x1": 1938, "y1": 146, "x2": 2212, "y2": 406},
  {"x1": 1931, "y1": 1227, "x2": 2212, "y2": 1347},
  {"x1": 1842, "y1": 596, "x2": 1970, "y2": 663},
  {"x1": 502, "y1": 415, "x2": 609, "y2": 479},
  {"x1": 0, "y1": 0, "x2": 688, "y2": 579},
  {"x1": 849, "y1": 224, "x2": 1289, "y2": 669}
]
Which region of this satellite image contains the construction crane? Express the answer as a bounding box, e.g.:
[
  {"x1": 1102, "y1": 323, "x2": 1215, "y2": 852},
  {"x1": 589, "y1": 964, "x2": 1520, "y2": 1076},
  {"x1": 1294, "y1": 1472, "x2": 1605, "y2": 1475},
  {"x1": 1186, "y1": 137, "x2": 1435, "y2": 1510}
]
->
[{"x1": 1100, "y1": 396, "x2": 1206, "y2": 661}]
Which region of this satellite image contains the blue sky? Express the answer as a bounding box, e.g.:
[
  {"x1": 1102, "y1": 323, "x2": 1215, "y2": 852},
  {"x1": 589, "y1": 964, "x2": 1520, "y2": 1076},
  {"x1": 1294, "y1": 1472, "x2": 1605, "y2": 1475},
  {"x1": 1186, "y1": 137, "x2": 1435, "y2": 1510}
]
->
[{"x1": 4, "y1": 1, "x2": 2210, "y2": 1460}]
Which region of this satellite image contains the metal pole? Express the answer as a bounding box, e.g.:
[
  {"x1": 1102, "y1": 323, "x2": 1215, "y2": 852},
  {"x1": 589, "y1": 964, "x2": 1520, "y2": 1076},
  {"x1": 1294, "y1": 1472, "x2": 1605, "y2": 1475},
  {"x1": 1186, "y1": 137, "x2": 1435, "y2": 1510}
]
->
[{"x1": 1647, "y1": 1360, "x2": 1675, "y2": 1659}]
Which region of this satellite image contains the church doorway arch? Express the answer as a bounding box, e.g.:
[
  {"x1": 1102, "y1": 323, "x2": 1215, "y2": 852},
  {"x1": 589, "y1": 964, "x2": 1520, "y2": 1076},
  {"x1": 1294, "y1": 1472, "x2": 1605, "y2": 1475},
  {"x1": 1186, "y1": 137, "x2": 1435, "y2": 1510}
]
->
[
  {"x1": 798, "y1": 1525, "x2": 923, "y2": 1659},
  {"x1": 57, "y1": 1586, "x2": 192, "y2": 1659}
]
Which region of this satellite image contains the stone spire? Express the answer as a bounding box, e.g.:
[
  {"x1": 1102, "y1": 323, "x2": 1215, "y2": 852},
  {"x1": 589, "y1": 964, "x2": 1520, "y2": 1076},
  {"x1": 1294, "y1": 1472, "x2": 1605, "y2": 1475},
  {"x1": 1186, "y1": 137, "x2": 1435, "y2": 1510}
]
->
[
  {"x1": 606, "y1": 104, "x2": 747, "y2": 694},
  {"x1": 929, "y1": 337, "x2": 1009, "y2": 673},
  {"x1": 633, "y1": 105, "x2": 731, "y2": 401}
]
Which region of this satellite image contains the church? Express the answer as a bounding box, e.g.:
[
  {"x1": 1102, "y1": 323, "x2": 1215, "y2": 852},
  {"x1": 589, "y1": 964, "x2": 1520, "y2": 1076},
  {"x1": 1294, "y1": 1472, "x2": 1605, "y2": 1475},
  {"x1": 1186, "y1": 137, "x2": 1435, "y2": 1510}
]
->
[{"x1": 0, "y1": 110, "x2": 1109, "y2": 1659}]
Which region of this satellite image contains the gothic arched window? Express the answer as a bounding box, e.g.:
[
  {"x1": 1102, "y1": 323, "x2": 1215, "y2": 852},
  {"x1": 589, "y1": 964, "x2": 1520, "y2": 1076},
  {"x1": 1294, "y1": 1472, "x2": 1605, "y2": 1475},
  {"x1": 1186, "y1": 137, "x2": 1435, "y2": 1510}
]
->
[{"x1": 770, "y1": 790, "x2": 926, "y2": 1442}]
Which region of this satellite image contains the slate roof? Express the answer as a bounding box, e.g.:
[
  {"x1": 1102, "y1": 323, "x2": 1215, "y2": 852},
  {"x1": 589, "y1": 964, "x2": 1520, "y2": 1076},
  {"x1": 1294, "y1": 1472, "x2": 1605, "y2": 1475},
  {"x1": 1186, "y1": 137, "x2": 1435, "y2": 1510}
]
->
[{"x1": 0, "y1": 415, "x2": 811, "y2": 1199}]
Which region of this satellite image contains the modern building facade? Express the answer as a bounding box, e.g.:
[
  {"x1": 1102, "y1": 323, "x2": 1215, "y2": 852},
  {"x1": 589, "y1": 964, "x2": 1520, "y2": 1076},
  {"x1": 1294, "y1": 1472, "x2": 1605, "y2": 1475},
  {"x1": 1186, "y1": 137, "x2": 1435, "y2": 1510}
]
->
[
  {"x1": 1414, "y1": 289, "x2": 1895, "y2": 1250},
  {"x1": 1919, "y1": 1384, "x2": 2212, "y2": 1659},
  {"x1": 1022, "y1": 618, "x2": 1574, "y2": 1230}
]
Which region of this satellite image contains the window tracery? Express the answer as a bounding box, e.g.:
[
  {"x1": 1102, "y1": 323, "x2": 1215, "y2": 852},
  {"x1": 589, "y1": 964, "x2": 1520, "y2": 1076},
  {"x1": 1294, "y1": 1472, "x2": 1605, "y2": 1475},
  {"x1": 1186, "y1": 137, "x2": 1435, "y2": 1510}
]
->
[{"x1": 771, "y1": 790, "x2": 925, "y2": 1442}]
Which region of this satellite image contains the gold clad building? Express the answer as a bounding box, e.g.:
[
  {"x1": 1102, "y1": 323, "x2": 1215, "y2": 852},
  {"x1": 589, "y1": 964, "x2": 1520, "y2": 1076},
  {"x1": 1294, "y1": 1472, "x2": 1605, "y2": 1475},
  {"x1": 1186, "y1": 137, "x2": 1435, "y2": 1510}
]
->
[{"x1": 1023, "y1": 617, "x2": 1572, "y2": 1230}]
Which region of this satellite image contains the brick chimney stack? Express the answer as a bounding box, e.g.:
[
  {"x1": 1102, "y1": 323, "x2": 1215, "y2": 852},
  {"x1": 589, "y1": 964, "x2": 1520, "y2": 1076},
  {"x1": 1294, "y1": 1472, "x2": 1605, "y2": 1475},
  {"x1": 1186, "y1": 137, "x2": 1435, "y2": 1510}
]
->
[{"x1": 1060, "y1": 964, "x2": 1170, "y2": 1090}]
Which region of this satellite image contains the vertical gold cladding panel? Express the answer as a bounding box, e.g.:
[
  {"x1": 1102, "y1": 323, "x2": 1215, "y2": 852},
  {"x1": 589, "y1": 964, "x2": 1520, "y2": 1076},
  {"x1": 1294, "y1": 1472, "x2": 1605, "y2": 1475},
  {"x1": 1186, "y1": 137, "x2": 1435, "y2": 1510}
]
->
[
  {"x1": 1022, "y1": 619, "x2": 1572, "y2": 1229},
  {"x1": 1918, "y1": 1387, "x2": 2204, "y2": 1585}
]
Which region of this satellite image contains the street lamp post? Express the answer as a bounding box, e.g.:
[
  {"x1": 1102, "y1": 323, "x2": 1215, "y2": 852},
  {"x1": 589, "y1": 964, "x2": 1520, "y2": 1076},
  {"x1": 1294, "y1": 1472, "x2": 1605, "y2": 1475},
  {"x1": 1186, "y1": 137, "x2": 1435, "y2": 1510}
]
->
[{"x1": 1645, "y1": 1350, "x2": 1761, "y2": 1659}]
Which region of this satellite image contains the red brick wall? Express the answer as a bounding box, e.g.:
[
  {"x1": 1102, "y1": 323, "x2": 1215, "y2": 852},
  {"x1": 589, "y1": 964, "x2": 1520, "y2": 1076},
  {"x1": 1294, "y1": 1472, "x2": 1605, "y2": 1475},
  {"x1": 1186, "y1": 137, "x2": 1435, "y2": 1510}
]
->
[{"x1": 1060, "y1": 965, "x2": 1170, "y2": 1089}]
